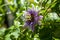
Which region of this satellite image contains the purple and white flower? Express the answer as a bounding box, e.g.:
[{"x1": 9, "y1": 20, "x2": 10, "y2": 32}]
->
[{"x1": 23, "y1": 7, "x2": 43, "y2": 32}]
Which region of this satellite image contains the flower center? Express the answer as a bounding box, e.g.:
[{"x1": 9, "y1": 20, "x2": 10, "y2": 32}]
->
[{"x1": 31, "y1": 14, "x2": 34, "y2": 22}]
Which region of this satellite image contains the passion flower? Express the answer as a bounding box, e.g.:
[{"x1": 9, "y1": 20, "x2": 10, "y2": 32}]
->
[{"x1": 23, "y1": 7, "x2": 43, "y2": 32}]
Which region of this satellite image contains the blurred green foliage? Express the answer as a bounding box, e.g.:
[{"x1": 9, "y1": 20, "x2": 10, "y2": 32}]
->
[{"x1": 0, "y1": 0, "x2": 60, "y2": 40}]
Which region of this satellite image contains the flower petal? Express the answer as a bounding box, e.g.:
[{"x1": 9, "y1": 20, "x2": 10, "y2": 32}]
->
[
  {"x1": 39, "y1": 15, "x2": 43, "y2": 20},
  {"x1": 30, "y1": 22, "x2": 35, "y2": 32}
]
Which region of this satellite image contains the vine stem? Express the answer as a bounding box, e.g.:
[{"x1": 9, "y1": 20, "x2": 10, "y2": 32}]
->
[{"x1": 0, "y1": 4, "x2": 13, "y2": 9}]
